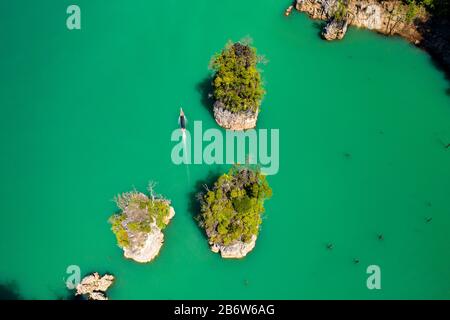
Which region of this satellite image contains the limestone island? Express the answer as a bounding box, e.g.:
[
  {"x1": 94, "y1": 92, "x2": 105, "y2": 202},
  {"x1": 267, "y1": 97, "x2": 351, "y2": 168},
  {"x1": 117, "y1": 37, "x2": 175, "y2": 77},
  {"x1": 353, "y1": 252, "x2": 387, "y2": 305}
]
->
[
  {"x1": 209, "y1": 39, "x2": 266, "y2": 131},
  {"x1": 109, "y1": 184, "x2": 175, "y2": 263},
  {"x1": 75, "y1": 272, "x2": 114, "y2": 301},
  {"x1": 198, "y1": 165, "x2": 272, "y2": 259}
]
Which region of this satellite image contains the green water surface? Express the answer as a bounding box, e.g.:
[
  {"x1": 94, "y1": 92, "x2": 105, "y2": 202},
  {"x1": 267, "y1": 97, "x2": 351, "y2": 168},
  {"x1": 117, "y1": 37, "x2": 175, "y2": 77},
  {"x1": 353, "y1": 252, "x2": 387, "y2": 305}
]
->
[{"x1": 0, "y1": 0, "x2": 449, "y2": 300}]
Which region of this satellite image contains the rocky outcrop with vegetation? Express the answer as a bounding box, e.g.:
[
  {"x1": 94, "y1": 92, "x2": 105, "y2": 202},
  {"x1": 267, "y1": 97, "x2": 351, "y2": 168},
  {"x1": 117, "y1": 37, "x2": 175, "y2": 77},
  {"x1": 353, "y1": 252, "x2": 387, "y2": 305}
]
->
[
  {"x1": 294, "y1": 0, "x2": 449, "y2": 73},
  {"x1": 198, "y1": 166, "x2": 272, "y2": 259},
  {"x1": 109, "y1": 184, "x2": 175, "y2": 263},
  {"x1": 75, "y1": 273, "x2": 114, "y2": 301},
  {"x1": 210, "y1": 40, "x2": 266, "y2": 131}
]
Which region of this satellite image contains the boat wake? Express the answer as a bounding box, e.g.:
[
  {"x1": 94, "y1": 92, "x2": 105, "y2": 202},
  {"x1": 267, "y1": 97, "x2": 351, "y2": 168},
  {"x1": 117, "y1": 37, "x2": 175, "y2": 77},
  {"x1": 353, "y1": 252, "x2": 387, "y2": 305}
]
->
[{"x1": 182, "y1": 131, "x2": 191, "y2": 183}]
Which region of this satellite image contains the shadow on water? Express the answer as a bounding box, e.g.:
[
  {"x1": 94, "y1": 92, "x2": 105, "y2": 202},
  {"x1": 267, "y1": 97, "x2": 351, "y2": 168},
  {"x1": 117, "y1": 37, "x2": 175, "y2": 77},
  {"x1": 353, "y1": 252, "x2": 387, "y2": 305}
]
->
[
  {"x1": 311, "y1": 21, "x2": 326, "y2": 39},
  {"x1": 312, "y1": 21, "x2": 326, "y2": 31},
  {"x1": 187, "y1": 169, "x2": 222, "y2": 223},
  {"x1": 428, "y1": 57, "x2": 450, "y2": 96},
  {"x1": 196, "y1": 76, "x2": 215, "y2": 118},
  {"x1": 415, "y1": 15, "x2": 450, "y2": 94},
  {"x1": 0, "y1": 282, "x2": 23, "y2": 300}
]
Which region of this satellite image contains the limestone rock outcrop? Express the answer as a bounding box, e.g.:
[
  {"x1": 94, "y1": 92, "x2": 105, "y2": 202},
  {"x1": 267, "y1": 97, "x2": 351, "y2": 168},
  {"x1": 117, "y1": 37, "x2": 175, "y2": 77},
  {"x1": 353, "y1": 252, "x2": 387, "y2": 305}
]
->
[
  {"x1": 75, "y1": 273, "x2": 114, "y2": 301},
  {"x1": 322, "y1": 18, "x2": 349, "y2": 40},
  {"x1": 210, "y1": 236, "x2": 257, "y2": 259},
  {"x1": 213, "y1": 102, "x2": 259, "y2": 131}
]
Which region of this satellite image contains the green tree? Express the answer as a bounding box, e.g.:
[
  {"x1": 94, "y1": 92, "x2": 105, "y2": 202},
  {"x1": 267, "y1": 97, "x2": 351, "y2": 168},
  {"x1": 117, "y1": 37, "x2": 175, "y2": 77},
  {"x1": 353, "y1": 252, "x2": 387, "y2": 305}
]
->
[
  {"x1": 210, "y1": 40, "x2": 266, "y2": 114},
  {"x1": 198, "y1": 165, "x2": 272, "y2": 246}
]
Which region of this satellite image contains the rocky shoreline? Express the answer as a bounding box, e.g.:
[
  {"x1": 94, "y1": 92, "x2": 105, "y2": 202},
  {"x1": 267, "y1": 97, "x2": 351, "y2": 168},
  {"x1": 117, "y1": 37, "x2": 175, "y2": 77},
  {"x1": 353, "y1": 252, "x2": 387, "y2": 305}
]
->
[
  {"x1": 294, "y1": 0, "x2": 450, "y2": 74},
  {"x1": 210, "y1": 235, "x2": 258, "y2": 259},
  {"x1": 213, "y1": 101, "x2": 259, "y2": 131}
]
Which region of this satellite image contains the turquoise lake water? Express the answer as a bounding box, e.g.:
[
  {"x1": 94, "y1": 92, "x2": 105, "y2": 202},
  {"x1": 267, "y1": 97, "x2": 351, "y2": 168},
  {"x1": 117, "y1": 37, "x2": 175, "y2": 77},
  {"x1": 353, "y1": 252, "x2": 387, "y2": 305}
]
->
[{"x1": 0, "y1": 0, "x2": 449, "y2": 299}]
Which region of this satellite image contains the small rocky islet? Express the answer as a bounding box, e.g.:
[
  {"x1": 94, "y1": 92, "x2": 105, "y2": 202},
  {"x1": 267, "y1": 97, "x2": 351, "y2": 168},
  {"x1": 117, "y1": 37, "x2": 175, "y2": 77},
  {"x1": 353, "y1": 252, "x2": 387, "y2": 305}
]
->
[
  {"x1": 197, "y1": 165, "x2": 273, "y2": 259},
  {"x1": 75, "y1": 273, "x2": 115, "y2": 301},
  {"x1": 109, "y1": 184, "x2": 175, "y2": 264},
  {"x1": 209, "y1": 40, "x2": 266, "y2": 131}
]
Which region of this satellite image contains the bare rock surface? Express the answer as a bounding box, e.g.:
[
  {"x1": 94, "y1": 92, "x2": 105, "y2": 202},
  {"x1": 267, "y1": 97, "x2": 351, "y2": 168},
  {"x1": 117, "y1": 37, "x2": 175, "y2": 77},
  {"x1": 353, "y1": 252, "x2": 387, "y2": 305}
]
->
[
  {"x1": 210, "y1": 235, "x2": 257, "y2": 259},
  {"x1": 213, "y1": 102, "x2": 258, "y2": 131},
  {"x1": 75, "y1": 273, "x2": 114, "y2": 301}
]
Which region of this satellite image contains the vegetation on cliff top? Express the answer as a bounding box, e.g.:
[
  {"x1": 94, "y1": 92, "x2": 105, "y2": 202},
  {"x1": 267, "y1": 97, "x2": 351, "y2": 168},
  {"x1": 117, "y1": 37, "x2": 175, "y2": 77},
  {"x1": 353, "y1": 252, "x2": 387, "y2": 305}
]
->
[
  {"x1": 332, "y1": 0, "x2": 348, "y2": 22},
  {"x1": 198, "y1": 165, "x2": 272, "y2": 246},
  {"x1": 210, "y1": 39, "x2": 266, "y2": 114},
  {"x1": 109, "y1": 184, "x2": 171, "y2": 248},
  {"x1": 403, "y1": 0, "x2": 449, "y2": 18}
]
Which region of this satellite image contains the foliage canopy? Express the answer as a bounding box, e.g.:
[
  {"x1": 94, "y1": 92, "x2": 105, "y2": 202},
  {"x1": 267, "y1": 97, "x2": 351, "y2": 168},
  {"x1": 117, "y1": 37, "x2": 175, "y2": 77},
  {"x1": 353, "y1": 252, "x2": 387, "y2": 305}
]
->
[
  {"x1": 198, "y1": 166, "x2": 272, "y2": 246},
  {"x1": 210, "y1": 40, "x2": 265, "y2": 114}
]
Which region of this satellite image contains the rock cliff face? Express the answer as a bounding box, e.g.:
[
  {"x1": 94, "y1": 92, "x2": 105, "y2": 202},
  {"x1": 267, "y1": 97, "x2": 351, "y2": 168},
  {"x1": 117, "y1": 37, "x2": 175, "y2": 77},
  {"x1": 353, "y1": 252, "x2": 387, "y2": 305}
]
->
[
  {"x1": 323, "y1": 18, "x2": 349, "y2": 40},
  {"x1": 213, "y1": 101, "x2": 259, "y2": 131},
  {"x1": 210, "y1": 235, "x2": 257, "y2": 259},
  {"x1": 75, "y1": 273, "x2": 114, "y2": 301}
]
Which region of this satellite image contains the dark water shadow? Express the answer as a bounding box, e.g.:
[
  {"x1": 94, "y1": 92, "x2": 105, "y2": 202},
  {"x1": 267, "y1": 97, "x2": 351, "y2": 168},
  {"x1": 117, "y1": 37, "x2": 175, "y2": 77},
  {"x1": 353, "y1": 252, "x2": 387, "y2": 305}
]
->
[
  {"x1": 311, "y1": 21, "x2": 326, "y2": 39},
  {"x1": 196, "y1": 76, "x2": 215, "y2": 118},
  {"x1": 428, "y1": 55, "x2": 450, "y2": 96},
  {"x1": 187, "y1": 169, "x2": 222, "y2": 224},
  {"x1": 312, "y1": 21, "x2": 326, "y2": 31},
  {"x1": 0, "y1": 282, "x2": 23, "y2": 300},
  {"x1": 415, "y1": 15, "x2": 450, "y2": 91}
]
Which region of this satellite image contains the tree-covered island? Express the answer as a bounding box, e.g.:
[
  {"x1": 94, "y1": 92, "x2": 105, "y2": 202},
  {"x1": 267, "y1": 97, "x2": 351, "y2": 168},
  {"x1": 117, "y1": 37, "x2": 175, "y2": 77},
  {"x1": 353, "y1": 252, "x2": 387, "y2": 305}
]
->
[
  {"x1": 109, "y1": 184, "x2": 175, "y2": 263},
  {"x1": 210, "y1": 39, "x2": 266, "y2": 131},
  {"x1": 198, "y1": 165, "x2": 272, "y2": 259}
]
